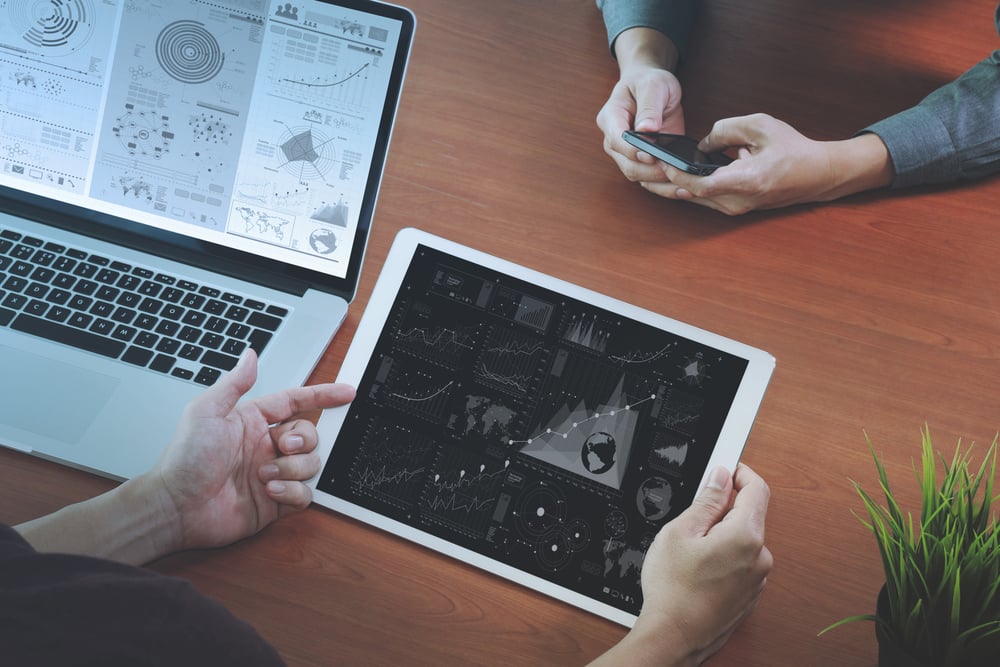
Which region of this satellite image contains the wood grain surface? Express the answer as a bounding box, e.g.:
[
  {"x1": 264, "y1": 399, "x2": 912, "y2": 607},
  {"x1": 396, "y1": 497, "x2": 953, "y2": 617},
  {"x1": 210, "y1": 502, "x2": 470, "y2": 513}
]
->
[{"x1": 3, "y1": 1, "x2": 999, "y2": 665}]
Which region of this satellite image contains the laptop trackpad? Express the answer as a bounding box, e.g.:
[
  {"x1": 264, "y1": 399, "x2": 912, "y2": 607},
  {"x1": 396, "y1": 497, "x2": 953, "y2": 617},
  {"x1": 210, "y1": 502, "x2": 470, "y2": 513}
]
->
[{"x1": 0, "y1": 345, "x2": 119, "y2": 445}]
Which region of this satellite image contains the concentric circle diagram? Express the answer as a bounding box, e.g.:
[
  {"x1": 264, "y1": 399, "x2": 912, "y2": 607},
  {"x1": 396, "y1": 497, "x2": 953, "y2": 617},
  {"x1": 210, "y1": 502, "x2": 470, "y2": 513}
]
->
[
  {"x1": 155, "y1": 20, "x2": 225, "y2": 84},
  {"x1": 8, "y1": 0, "x2": 96, "y2": 53}
]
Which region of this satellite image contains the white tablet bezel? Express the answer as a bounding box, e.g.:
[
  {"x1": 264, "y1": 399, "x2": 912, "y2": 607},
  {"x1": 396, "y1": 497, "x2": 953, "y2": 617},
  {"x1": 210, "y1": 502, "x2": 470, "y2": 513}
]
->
[{"x1": 311, "y1": 227, "x2": 775, "y2": 627}]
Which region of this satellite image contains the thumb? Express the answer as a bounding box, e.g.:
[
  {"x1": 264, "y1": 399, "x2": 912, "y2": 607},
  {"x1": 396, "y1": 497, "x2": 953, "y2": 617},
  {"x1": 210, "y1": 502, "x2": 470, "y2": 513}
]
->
[
  {"x1": 633, "y1": 89, "x2": 669, "y2": 134},
  {"x1": 680, "y1": 466, "x2": 734, "y2": 536},
  {"x1": 190, "y1": 349, "x2": 258, "y2": 418}
]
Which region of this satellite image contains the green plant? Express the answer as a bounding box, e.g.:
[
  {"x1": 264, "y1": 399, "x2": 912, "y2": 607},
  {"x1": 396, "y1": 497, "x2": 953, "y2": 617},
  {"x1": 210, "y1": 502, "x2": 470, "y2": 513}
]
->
[{"x1": 822, "y1": 427, "x2": 1000, "y2": 666}]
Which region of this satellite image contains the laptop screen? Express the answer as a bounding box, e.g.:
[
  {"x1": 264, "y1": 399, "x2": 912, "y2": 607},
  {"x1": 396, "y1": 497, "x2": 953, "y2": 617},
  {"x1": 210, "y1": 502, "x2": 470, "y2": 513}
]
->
[{"x1": 0, "y1": 0, "x2": 412, "y2": 289}]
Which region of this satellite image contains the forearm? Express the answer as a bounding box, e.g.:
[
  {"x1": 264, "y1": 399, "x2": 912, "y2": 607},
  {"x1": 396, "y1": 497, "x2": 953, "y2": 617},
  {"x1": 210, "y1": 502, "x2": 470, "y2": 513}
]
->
[
  {"x1": 15, "y1": 472, "x2": 180, "y2": 566},
  {"x1": 818, "y1": 132, "x2": 894, "y2": 201},
  {"x1": 588, "y1": 616, "x2": 697, "y2": 667},
  {"x1": 613, "y1": 27, "x2": 679, "y2": 74}
]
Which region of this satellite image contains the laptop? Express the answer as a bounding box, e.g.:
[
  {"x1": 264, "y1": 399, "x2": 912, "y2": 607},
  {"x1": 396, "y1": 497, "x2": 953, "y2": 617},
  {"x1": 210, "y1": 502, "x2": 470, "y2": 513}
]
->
[
  {"x1": 312, "y1": 228, "x2": 775, "y2": 626},
  {"x1": 0, "y1": 0, "x2": 414, "y2": 480}
]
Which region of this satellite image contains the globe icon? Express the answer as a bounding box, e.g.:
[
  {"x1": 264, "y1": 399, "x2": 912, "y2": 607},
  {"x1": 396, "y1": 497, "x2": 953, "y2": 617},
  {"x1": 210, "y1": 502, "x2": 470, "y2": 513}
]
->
[
  {"x1": 581, "y1": 431, "x2": 616, "y2": 474},
  {"x1": 309, "y1": 228, "x2": 338, "y2": 255},
  {"x1": 636, "y1": 477, "x2": 672, "y2": 521}
]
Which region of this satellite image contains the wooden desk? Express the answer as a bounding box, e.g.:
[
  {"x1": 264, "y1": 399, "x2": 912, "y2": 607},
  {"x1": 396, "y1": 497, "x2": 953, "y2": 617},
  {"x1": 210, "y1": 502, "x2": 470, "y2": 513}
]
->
[{"x1": 3, "y1": 0, "x2": 999, "y2": 664}]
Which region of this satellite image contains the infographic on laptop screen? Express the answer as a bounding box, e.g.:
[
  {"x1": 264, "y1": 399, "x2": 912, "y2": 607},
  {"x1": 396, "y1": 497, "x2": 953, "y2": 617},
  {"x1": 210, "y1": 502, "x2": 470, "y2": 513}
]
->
[
  {"x1": 0, "y1": 0, "x2": 404, "y2": 279},
  {"x1": 317, "y1": 239, "x2": 767, "y2": 619}
]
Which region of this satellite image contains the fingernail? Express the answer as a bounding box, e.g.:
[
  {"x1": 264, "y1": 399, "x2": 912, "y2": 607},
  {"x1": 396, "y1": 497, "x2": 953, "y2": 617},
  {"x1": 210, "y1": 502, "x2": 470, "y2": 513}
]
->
[
  {"x1": 260, "y1": 463, "x2": 279, "y2": 480},
  {"x1": 705, "y1": 466, "x2": 730, "y2": 490},
  {"x1": 267, "y1": 480, "x2": 286, "y2": 495},
  {"x1": 284, "y1": 434, "x2": 304, "y2": 453}
]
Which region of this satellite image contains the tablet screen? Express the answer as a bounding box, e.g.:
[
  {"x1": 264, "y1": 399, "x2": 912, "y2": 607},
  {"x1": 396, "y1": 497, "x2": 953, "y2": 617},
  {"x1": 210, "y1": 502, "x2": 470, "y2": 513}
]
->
[{"x1": 315, "y1": 231, "x2": 772, "y2": 622}]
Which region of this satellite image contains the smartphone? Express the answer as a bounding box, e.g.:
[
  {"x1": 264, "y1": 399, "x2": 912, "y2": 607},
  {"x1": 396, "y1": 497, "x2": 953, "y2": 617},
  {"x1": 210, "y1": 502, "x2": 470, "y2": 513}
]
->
[{"x1": 622, "y1": 130, "x2": 733, "y2": 176}]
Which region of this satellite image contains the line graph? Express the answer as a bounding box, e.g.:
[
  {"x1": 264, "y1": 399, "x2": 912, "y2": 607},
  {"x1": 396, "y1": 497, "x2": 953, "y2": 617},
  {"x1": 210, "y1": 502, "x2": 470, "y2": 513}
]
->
[
  {"x1": 421, "y1": 450, "x2": 509, "y2": 538},
  {"x1": 611, "y1": 344, "x2": 675, "y2": 366},
  {"x1": 475, "y1": 327, "x2": 549, "y2": 396},
  {"x1": 349, "y1": 421, "x2": 434, "y2": 510},
  {"x1": 281, "y1": 62, "x2": 369, "y2": 88}
]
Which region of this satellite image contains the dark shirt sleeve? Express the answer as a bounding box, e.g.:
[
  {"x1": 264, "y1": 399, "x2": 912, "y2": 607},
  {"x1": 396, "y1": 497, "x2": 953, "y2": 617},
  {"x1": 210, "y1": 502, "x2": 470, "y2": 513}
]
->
[
  {"x1": 0, "y1": 523, "x2": 286, "y2": 667},
  {"x1": 862, "y1": 6, "x2": 1000, "y2": 188},
  {"x1": 596, "y1": 0, "x2": 700, "y2": 63}
]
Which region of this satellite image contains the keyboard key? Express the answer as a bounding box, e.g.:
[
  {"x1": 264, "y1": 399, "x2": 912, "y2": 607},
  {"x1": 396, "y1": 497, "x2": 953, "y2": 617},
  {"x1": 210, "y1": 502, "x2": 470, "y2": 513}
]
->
[
  {"x1": 224, "y1": 305, "x2": 249, "y2": 322},
  {"x1": 45, "y1": 288, "x2": 71, "y2": 305},
  {"x1": 135, "y1": 332, "x2": 158, "y2": 348},
  {"x1": 25, "y1": 299, "x2": 48, "y2": 316},
  {"x1": 134, "y1": 314, "x2": 158, "y2": 330},
  {"x1": 247, "y1": 312, "x2": 282, "y2": 331},
  {"x1": 2, "y1": 293, "x2": 26, "y2": 310},
  {"x1": 29, "y1": 267, "x2": 55, "y2": 283},
  {"x1": 226, "y1": 322, "x2": 250, "y2": 339},
  {"x1": 25, "y1": 283, "x2": 49, "y2": 299},
  {"x1": 52, "y1": 273, "x2": 76, "y2": 289},
  {"x1": 22, "y1": 236, "x2": 43, "y2": 247},
  {"x1": 68, "y1": 312, "x2": 93, "y2": 329},
  {"x1": 111, "y1": 306, "x2": 136, "y2": 324},
  {"x1": 221, "y1": 292, "x2": 243, "y2": 304},
  {"x1": 30, "y1": 250, "x2": 56, "y2": 266},
  {"x1": 150, "y1": 354, "x2": 176, "y2": 373},
  {"x1": 0, "y1": 307, "x2": 15, "y2": 326},
  {"x1": 181, "y1": 310, "x2": 206, "y2": 327},
  {"x1": 171, "y1": 367, "x2": 194, "y2": 380},
  {"x1": 95, "y1": 285, "x2": 119, "y2": 301},
  {"x1": 222, "y1": 339, "x2": 246, "y2": 356},
  {"x1": 266, "y1": 305, "x2": 289, "y2": 317},
  {"x1": 12, "y1": 244, "x2": 34, "y2": 259},
  {"x1": 66, "y1": 248, "x2": 88, "y2": 260},
  {"x1": 132, "y1": 267, "x2": 154, "y2": 278},
  {"x1": 111, "y1": 261, "x2": 132, "y2": 272},
  {"x1": 161, "y1": 287, "x2": 184, "y2": 303},
  {"x1": 154, "y1": 273, "x2": 176, "y2": 285},
  {"x1": 13, "y1": 313, "x2": 125, "y2": 358},
  {"x1": 200, "y1": 349, "x2": 239, "y2": 371},
  {"x1": 122, "y1": 346, "x2": 154, "y2": 367},
  {"x1": 73, "y1": 279, "x2": 98, "y2": 295},
  {"x1": 3, "y1": 276, "x2": 28, "y2": 292},
  {"x1": 10, "y1": 260, "x2": 32, "y2": 276},
  {"x1": 179, "y1": 343, "x2": 202, "y2": 360},
  {"x1": 199, "y1": 332, "x2": 223, "y2": 349},
  {"x1": 194, "y1": 367, "x2": 222, "y2": 386},
  {"x1": 111, "y1": 324, "x2": 137, "y2": 342},
  {"x1": 247, "y1": 329, "x2": 272, "y2": 354},
  {"x1": 204, "y1": 299, "x2": 226, "y2": 315},
  {"x1": 89, "y1": 318, "x2": 113, "y2": 336},
  {"x1": 180, "y1": 293, "x2": 205, "y2": 309},
  {"x1": 45, "y1": 306, "x2": 71, "y2": 323},
  {"x1": 156, "y1": 338, "x2": 181, "y2": 354},
  {"x1": 95, "y1": 268, "x2": 120, "y2": 284},
  {"x1": 205, "y1": 316, "x2": 227, "y2": 333},
  {"x1": 117, "y1": 274, "x2": 142, "y2": 290},
  {"x1": 90, "y1": 301, "x2": 114, "y2": 317},
  {"x1": 198, "y1": 285, "x2": 220, "y2": 297},
  {"x1": 52, "y1": 257, "x2": 77, "y2": 272},
  {"x1": 155, "y1": 320, "x2": 180, "y2": 337},
  {"x1": 68, "y1": 295, "x2": 93, "y2": 310},
  {"x1": 245, "y1": 299, "x2": 265, "y2": 311},
  {"x1": 88, "y1": 254, "x2": 109, "y2": 266},
  {"x1": 43, "y1": 242, "x2": 66, "y2": 253},
  {"x1": 178, "y1": 326, "x2": 200, "y2": 342},
  {"x1": 73, "y1": 263, "x2": 97, "y2": 278},
  {"x1": 177, "y1": 280, "x2": 198, "y2": 291}
]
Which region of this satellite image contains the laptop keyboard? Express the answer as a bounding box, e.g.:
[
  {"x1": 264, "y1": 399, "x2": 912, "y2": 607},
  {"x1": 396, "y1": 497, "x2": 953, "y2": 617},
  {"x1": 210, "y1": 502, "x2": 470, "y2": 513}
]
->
[{"x1": 0, "y1": 227, "x2": 289, "y2": 387}]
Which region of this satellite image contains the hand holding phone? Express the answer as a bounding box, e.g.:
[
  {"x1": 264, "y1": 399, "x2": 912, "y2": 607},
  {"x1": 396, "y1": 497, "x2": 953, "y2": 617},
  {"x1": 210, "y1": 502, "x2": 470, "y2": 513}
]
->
[{"x1": 622, "y1": 131, "x2": 733, "y2": 176}]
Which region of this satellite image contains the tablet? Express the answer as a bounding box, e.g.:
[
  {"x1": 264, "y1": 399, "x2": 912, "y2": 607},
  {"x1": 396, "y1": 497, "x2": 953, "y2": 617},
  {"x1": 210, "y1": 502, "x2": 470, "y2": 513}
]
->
[{"x1": 312, "y1": 227, "x2": 775, "y2": 626}]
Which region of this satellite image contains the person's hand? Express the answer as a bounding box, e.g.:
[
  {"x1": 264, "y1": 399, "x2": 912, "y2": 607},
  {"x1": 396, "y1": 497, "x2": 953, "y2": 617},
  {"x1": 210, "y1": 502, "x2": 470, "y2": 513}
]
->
[
  {"x1": 148, "y1": 349, "x2": 355, "y2": 553},
  {"x1": 597, "y1": 28, "x2": 686, "y2": 187},
  {"x1": 589, "y1": 464, "x2": 772, "y2": 667},
  {"x1": 654, "y1": 113, "x2": 894, "y2": 214}
]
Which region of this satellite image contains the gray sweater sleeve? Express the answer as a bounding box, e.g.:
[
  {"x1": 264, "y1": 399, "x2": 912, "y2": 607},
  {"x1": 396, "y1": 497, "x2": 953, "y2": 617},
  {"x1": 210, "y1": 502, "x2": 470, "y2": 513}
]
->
[
  {"x1": 596, "y1": 0, "x2": 699, "y2": 62},
  {"x1": 862, "y1": 8, "x2": 1000, "y2": 188}
]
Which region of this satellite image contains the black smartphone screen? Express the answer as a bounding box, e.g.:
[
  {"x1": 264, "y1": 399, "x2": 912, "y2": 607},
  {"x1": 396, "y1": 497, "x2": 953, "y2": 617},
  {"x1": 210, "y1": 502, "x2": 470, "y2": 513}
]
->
[{"x1": 623, "y1": 131, "x2": 733, "y2": 175}]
